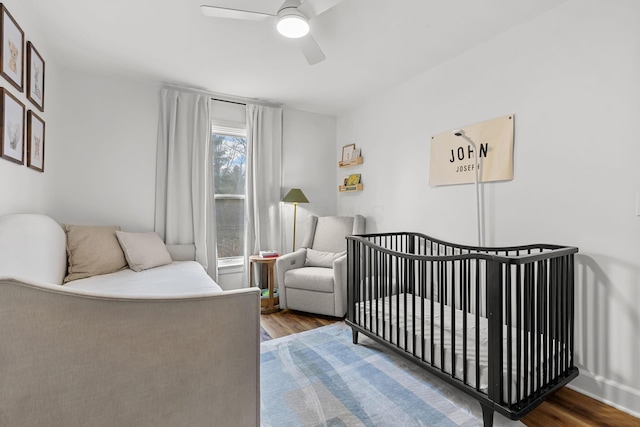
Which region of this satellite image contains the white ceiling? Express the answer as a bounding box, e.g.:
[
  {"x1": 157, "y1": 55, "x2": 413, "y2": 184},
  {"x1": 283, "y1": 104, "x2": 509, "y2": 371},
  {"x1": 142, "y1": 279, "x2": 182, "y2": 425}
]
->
[{"x1": 23, "y1": 0, "x2": 566, "y2": 115}]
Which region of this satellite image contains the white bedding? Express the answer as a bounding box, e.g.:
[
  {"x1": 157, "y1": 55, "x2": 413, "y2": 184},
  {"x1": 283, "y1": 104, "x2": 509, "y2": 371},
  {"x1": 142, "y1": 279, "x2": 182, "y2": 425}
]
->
[
  {"x1": 357, "y1": 293, "x2": 559, "y2": 404},
  {"x1": 64, "y1": 261, "x2": 223, "y2": 296}
]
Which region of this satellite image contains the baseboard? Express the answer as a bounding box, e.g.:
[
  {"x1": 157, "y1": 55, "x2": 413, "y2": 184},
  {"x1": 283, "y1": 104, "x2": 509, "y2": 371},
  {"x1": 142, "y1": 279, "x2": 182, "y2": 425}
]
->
[{"x1": 569, "y1": 371, "x2": 640, "y2": 419}]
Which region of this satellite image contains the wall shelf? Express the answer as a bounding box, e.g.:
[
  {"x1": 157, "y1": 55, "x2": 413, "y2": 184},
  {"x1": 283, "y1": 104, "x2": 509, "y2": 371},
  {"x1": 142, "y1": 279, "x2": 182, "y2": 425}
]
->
[
  {"x1": 338, "y1": 184, "x2": 363, "y2": 192},
  {"x1": 338, "y1": 157, "x2": 363, "y2": 168}
]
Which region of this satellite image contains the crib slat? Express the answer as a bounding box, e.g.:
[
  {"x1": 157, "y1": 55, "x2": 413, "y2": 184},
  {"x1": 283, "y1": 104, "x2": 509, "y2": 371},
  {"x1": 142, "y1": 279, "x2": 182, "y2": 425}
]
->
[
  {"x1": 561, "y1": 255, "x2": 568, "y2": 373},
  {"x1": 516, "y1": 264, "x2": 522, "y2": 403},
  {"x1": 430, "y1": 243, "x2": 435, "y2": 366},
  {"x1": 462, "y1": 258, "x2": 468, "y2": 385},
  {"x1": 440, "y1": 256, "x2": 446, "y2": 373},
  {"x1": 487, "y1": 261, "x2": 504, "y2": 403},
  {"x1": 451, "y1": 259, "x2": 456, "y2": 378},
  {"x1": 475, "y1": 258, "x2": 481, "y2": 392},
  {"x1": 506, "y1": 264, "x2": 513, "y2": 405}
]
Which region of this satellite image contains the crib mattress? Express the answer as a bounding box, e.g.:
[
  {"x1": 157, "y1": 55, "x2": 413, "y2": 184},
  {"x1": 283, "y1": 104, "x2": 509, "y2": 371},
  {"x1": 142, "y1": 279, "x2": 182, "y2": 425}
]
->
[{"x1": 355, "y1": 293, "x2": 562, "y2": 404}]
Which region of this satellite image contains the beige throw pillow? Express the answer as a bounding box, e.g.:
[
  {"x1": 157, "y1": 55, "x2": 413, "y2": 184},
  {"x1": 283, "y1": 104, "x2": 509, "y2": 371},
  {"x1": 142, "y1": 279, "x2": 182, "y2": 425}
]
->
[
  {"x1": 63, "y1": 224, "x2": 127, "y2": 283},
  {"x1": 305, "y1": 248, "x2": 346, "y2": 268},
  {"x1": 115, "y1": 231, "x2": 173, "y2": 272}
]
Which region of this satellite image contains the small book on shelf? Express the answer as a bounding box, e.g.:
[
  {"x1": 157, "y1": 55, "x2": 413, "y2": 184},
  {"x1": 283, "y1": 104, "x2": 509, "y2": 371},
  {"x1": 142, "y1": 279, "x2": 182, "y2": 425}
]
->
[
  {"x1": 259, "y1": 250, "x2": 279, "y2": 258},
  {"x1": 346, "y1": 174, "x2": 361, "y2": 186}
]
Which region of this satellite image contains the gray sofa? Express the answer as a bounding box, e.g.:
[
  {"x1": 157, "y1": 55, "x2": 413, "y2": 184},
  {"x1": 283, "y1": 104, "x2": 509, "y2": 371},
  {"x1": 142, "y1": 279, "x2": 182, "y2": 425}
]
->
[{"x1": 0, "y1": 214, "x2": 260, "y2": 427}]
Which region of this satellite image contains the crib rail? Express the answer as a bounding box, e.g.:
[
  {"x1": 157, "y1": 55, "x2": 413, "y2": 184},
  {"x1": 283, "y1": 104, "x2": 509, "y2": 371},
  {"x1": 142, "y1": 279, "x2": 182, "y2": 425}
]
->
[{"x1": 346, "y1": 232, "x2": 579, "y2": 423}]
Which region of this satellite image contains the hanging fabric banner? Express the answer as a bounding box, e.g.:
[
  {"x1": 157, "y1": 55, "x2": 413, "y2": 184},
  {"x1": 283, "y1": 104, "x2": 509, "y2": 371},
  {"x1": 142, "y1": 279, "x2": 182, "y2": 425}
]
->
[{"x1": 429, "y1": 114, "x2": 514, "y2": 186}]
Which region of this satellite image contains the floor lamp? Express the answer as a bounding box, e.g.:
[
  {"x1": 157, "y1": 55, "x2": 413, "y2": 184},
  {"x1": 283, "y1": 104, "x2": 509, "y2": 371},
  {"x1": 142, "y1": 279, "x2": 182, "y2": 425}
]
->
[
  {"x1": 453, "y1": 129, "x2": 484, "y2": 247},
  {"x1": 282, "y1": 188, "x2": 309, "y2": 251}
]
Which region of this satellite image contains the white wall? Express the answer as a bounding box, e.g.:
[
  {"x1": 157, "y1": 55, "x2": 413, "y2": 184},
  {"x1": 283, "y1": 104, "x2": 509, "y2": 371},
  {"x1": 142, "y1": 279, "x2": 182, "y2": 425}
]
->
[
  {"x1": 337, "y1": 0, "x2": 640, "y2": 417},
  {"x1": 0, "y1": 0, "x2": 54, "y2": 216},
  {"x1": 282, "y1": 108, "x2": 337, "y2": 252},
  {"x1": 46, "y1": 69, "x2": 160, "y2": 230}
]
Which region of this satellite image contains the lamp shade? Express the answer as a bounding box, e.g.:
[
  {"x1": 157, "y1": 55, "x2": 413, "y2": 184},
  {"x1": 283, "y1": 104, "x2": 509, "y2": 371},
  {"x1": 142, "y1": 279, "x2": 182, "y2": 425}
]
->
[{"x1": 282, "y1": 188, "x2": 309, "y2": 204}]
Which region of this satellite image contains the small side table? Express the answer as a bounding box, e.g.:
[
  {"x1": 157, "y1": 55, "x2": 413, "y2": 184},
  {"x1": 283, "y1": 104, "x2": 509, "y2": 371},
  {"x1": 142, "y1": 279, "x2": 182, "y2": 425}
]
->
[{"x1": 249, "y1": 255, "x2": 280, "y2": 314}]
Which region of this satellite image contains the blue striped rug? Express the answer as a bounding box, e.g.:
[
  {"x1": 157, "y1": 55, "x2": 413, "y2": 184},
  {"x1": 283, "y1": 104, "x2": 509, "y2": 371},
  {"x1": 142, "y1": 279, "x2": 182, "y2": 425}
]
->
[{"x1": 260, "y1": 322, "x2": 524, "y2": 427}]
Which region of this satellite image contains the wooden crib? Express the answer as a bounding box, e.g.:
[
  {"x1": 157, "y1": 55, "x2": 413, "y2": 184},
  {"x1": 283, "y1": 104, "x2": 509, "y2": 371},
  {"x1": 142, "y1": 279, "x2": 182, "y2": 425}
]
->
[{"x1": 346, "y1": 232, "x2": 579, "y2": 426}]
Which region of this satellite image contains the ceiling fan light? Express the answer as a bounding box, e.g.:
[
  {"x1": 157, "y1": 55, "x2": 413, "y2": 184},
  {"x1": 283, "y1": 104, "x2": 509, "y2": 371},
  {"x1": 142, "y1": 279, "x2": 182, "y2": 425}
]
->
[{"x1": 277, "y1": 14, "x2": 309, "y2": 38}]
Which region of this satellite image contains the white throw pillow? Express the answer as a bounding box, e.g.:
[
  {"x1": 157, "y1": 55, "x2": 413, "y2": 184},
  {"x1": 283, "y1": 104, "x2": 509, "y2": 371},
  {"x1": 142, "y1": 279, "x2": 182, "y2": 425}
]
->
[
  {"x1": 305, "y1": 248, "x2": 346, "y2": 268},
  {"x1": 115, "y1": 231, "x2": 173, "y2": 272}
]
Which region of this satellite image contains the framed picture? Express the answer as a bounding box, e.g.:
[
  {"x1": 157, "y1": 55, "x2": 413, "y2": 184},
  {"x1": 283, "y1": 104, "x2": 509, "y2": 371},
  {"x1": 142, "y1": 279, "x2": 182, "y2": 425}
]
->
[
  {"x1": 26, "y1": 42, "x2": 44, "y2": 111},
  {"x1": 27, "y1": 110, "x2": 44, "y2": 172},
  {"x1": 0, "y1": 87, "x2": 25, "y2": 164},
  {"x1": 341, "y1": 143, "x2": 355, "y2": 163},
  {"x1": 0, "y1": 4, "x2": 24, "y2": 92},
  {"x1": 347, "y1": 174, "x2": 361, "y2": 186}
]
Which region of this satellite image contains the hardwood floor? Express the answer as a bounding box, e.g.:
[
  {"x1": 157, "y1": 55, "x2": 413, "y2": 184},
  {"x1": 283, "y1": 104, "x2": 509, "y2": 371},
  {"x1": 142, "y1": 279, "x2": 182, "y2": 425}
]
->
[
  {"x1": 261, "y1": 309, "x2": 640, "y2": 427},
  {"x1": 260, "y1": 308, "x2": 338, "y2": 339}
]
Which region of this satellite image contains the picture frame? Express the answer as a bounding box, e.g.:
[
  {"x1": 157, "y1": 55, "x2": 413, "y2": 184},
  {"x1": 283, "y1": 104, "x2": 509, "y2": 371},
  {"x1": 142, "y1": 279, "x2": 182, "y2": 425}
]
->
[
  {"x1": 341, "y1": 143, "x2": 355, "y2": 163},
  {"x1": 26, "y1": 42, "x2": 44, "y2": 111},
  {"x1": 0, "y1": 87, "x2": 25, "y2": 164},
  {"x1": 347, "y1": 173, "x2": 361, "y2": 186},
  {"x1": 27, "y1": 110, "x2": 44, "y2": 172},
  {"x1": 0, "y1": 4, "x2": 24, "y2": 92}
]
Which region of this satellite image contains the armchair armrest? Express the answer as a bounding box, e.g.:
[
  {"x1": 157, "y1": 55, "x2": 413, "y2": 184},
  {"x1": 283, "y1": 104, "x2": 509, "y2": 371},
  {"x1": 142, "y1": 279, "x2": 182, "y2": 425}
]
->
[
  {"x1": 275, "y1": 248, "x2": 307, "y2": 309},
  {"x1": 275, "y1": 249, "x2": 306, "y2": 282},
  {"x1": 332, "y1": 253, "x2": 348, "y2": 317}
]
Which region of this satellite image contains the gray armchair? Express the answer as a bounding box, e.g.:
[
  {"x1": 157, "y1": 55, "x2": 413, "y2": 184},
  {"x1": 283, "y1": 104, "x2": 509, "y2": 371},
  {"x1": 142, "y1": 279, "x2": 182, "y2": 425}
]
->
[{"x1": 275, "y1": 215, "x2": 365, "y2": 317}]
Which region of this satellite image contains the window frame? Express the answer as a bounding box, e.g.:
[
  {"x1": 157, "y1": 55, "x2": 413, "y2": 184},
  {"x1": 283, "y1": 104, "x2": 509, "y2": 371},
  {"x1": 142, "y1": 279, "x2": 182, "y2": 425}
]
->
[{"x1": 211, "y1": 121, "x2": 247, "y2": 267}]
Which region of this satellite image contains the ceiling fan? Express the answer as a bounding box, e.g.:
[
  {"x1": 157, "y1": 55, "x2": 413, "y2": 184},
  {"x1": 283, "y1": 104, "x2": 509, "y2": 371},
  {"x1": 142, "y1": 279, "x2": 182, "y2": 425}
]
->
[{"x1": 200, "y1": 0, "x2": 345, "y2": 65}]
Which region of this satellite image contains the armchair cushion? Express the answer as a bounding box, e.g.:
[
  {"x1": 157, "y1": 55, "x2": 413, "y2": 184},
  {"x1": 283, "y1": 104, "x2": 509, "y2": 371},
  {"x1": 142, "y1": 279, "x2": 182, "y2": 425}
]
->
[
  {"x1": 305, "y1": 249, "x2": 346, "y2": 268},
  {"x1": 284, "y1": 267, "x2": 334, "y2": 293},
  {"x1": 307, "y1": 216, "x2": 357, "y2": 253}
]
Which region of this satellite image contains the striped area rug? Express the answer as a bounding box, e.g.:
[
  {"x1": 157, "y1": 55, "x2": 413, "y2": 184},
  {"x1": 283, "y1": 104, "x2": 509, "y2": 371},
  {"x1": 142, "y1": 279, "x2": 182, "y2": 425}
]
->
[{"x1": 260, "y1": 322, "x2": 524, "y2": 427}]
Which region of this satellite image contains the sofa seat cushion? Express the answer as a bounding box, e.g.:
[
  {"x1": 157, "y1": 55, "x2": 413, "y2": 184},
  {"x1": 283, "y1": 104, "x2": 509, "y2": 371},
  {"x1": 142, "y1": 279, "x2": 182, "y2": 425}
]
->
[
  {"x1": 284, "y1": 267, "x2": 334, "y2": 293},
  {"x1": 64, "y1": 261, "x2": 223, "y2": 296}
]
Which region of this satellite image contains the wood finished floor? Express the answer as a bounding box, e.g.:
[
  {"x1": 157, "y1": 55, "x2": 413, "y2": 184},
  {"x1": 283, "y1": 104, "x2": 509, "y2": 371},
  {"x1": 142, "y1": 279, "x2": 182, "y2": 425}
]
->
[{"x1": 260, "y1": 309, "x2": 640, "y2": 427}]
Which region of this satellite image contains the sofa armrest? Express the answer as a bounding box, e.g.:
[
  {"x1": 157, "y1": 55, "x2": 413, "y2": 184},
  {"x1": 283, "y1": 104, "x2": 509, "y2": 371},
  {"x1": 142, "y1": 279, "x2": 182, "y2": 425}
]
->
[
  {"x1": 275, "y1": 248, "x2": 306, "y2": 309},
  {"x1": 0, "y1": 276, "x2": 260, "y2": 427}
]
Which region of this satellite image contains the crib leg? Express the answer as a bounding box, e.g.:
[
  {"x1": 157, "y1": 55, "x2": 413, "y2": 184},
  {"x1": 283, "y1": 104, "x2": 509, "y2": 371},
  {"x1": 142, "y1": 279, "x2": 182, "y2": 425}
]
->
[
  {"x1": 351, "y1": 329, "x2": 359, "y2": 344},
  {"x1": 480, "y1": 403, "x2": 494, "y2": 427}
]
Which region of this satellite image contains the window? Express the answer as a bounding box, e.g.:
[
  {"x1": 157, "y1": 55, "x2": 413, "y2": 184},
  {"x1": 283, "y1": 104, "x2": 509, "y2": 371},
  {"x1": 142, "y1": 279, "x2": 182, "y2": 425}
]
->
[{"x1": 212, "y1": 124, "x2": 247, "y2": 265}]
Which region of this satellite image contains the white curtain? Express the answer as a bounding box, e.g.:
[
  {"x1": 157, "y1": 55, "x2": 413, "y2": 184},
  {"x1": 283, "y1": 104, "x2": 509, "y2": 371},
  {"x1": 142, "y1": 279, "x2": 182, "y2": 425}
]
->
[
  {"x1": 155, "y1": 88, "x2": 217, "y2": 279},
  {"x1": 245, "y1": 104, "x2": 283, "y2": 279}
]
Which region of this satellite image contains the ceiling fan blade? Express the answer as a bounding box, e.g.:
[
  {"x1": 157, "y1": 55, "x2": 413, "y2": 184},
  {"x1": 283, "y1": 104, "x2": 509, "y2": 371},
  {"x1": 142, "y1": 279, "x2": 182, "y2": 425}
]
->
[
  {"x1": 299, "y1": 34, "x2": 326, "y2": 65},
  {"x1": 298, "y1": 0, "x2": 345, "y2": 19},
  {"x1": 200, "y1": 5, "x2": 273, "y2": 21}
]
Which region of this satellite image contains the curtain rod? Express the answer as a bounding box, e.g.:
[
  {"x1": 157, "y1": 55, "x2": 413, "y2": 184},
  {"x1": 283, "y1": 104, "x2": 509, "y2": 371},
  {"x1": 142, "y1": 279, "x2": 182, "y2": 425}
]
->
[
  {"x1": 212, "y1": 98, "x2": 245, "y2": 106},
  {"x1": 162, "y1": 83, "x2": 281, "y2": 108}
]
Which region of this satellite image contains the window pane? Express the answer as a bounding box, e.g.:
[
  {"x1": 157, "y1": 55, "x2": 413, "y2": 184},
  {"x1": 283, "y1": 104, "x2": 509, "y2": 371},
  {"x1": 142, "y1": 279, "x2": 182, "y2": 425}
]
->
[
  {"x1": 215, "y1": 198, "x2": 244, "y2": 258},
  {"x1": 213, "y1": 134, "x2": 246, "y2": 195}
]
